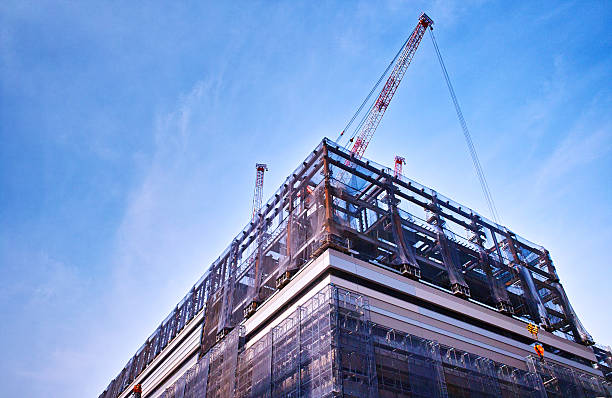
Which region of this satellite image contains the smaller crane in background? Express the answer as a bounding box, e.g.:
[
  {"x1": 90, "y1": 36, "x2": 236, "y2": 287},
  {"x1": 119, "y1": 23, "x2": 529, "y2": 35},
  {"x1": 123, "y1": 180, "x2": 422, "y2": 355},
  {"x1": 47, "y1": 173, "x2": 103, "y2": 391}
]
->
[
  {"x1": 252, "y1": 163, "x2": 268, "y2": 220},
  {"x1": 244, "y1": 163, "x2": 269, "y2": 319},
  {"x1": 394, "y1": 156, "x2": 405, "y2": 178}
]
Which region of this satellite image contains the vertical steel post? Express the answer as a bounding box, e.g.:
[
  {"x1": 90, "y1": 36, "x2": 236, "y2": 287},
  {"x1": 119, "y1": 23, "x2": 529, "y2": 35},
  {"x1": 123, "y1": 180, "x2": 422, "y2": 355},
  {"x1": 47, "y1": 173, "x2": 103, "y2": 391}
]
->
[
  {"x1": 504, "y1": 230, "x2": 551, "y2": 329},
  {"x1": 322, "y1": 145, "x2": 334, "y2": 236},
  {"x1": 219, "y1": 242, "x2": 238, "y2": 329},
  {"x1": 384, "y1": 174, "x2": 421, "y2": 279},
  {"x1": 469, "y1": 214, "x2": 513, "y2": 314},
  {"x1": 429, "y1": 192, "x2": 470, "y2": 297}
]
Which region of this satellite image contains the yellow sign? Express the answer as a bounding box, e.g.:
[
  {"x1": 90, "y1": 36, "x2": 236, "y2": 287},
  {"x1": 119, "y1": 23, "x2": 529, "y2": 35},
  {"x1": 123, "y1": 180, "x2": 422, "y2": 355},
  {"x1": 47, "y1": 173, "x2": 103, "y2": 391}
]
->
[{"x1": 527, "y1": 323, "x2": 539, "y2": 339}]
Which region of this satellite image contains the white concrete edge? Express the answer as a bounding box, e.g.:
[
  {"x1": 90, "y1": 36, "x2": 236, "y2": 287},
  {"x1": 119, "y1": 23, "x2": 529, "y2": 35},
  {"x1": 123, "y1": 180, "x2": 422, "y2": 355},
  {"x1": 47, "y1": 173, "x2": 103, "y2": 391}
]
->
[{"x1": 326, "y1": 250, "x2": 596, "y2": 361}]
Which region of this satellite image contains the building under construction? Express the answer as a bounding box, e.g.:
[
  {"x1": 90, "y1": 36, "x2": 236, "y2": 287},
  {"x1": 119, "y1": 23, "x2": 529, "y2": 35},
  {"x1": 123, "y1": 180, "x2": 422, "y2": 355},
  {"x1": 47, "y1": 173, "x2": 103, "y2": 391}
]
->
[
  {"x1": 98, "y1": 139, "x2": 612, "y2": 398},
  {"x1": 99, "y1": 13, "x2": 612, "y2": 398}
]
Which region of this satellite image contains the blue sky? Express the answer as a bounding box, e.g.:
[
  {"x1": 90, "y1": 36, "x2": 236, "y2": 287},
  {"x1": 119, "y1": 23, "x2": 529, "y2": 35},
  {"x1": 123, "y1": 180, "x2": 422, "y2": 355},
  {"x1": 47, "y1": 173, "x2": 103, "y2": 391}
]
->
[{"x1": 1, "y1": 1, "x2": 611, "y2": 397}]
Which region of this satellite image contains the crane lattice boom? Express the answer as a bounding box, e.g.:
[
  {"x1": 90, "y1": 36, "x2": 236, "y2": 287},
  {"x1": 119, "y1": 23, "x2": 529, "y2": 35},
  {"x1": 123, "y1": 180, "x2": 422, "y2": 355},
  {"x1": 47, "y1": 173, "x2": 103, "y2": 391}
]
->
[{"x1": 348, "y1": 13, "x2": 433, "y2": 161}]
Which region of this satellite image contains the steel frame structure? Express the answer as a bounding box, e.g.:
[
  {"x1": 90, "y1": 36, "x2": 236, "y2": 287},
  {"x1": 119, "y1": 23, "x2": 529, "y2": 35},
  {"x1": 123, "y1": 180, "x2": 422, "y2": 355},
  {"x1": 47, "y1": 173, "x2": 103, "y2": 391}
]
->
[{"x1": 100, "y1": 138, "x2": 601, "y2": 398}]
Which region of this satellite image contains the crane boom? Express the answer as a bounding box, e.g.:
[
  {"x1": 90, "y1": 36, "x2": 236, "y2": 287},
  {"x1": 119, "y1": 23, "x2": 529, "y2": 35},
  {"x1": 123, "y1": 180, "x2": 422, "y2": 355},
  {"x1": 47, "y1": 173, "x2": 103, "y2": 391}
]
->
[{"x1": 348, "y1": 13, "x2": 433, "y2": 161}]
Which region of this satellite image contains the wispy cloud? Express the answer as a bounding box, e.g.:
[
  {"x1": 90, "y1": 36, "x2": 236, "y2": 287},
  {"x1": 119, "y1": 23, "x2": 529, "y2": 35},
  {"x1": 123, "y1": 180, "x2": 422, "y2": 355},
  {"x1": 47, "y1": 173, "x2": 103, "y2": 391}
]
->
[
  {"x1": 429, "y1": 0, "x2": 489, "y2": 26},
  {"x1": 534, "y1": 1, "x2": 575, "y2": 23},
  {"x1": 111, "y1": 76, "x2": 222, "y2": 296},
  {"x1": 0, "y1": 247, "x2": 95, "y2": 395},
  {"x1": 519, "y1": 55, "x2": 568, "y2": 139},
  {"x1": 537, "y1": 122, "x2": 612, "y2": 185}
]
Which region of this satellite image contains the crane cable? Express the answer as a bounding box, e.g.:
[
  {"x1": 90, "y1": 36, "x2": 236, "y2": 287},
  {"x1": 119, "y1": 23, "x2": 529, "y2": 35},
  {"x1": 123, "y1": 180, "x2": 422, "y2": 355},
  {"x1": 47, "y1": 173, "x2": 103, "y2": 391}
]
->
[
  {"x1": 336, "y1": 36, "x2": 410, "y2": 147},
  {"x1": 429, "y1": 29, "x2": 502, "y2": 225}
]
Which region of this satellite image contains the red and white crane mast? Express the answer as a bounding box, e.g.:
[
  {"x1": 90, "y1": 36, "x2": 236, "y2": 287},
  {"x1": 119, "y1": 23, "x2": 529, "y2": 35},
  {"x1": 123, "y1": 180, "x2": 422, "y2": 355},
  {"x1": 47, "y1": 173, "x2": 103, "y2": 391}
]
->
[{"x1": 394, "y1": 156, "x2": 405, "y2": 178}]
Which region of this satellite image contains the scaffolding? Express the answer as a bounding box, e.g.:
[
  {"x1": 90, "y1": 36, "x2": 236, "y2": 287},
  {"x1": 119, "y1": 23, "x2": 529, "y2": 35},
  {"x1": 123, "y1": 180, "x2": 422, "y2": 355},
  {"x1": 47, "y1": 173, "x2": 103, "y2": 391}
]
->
[
  {"x1": 159, "y1": 351, "x2": 210, "y2": 398},
  {"x1": 157, "y1": 286, "x2": 379, "y2": 398},
  {"x1": 154, "y1": 285, "x2": 610, "y2": 397},
  {"x1": 208, "y1": 327, "x2": 243, "y2": 398},
  {"x1": 236, "y1": 333, "x2": 272, "y2": 397},
  {"x1": 527, "y1": 356, "x2": 612, "y2": 397},
  {"x1": 372, "y1": 325, "x2": 448, "y2": 398},
  {"x1": 593, "y1": 344, "x2": 612, "y2": 381},
  {"x1": 100, "y1": 139, "x2": 607, "y2": 398}
]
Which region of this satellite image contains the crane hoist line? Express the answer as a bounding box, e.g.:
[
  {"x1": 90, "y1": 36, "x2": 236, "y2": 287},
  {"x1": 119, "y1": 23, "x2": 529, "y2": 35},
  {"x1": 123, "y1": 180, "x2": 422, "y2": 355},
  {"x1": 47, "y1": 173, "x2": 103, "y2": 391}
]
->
[{"x1": 337, "y1": 12, "x2": 501, "y2": 224}]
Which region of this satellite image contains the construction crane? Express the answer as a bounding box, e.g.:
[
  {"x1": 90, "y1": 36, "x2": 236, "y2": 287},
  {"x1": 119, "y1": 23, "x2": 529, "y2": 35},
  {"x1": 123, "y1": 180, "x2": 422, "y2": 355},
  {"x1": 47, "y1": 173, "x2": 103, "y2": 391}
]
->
[
  {"x1": 216, "y1": 162, "x2": 270, "y2": 339},
  {"x1": 252, "y1": 163, "x2": 268, "y2": 220},
  {"x1": 394, "y1": 156, "x2": 405, "y2": 178},
  {"x1": 336, "y1": 12, "x2": 500, "y2": 224},
  {"x1": 338, "y1": 13, "x2": 433, "y2": 164},
  {"x1": 243, "y1": 163, "x2": 268, "y2": 319}
]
